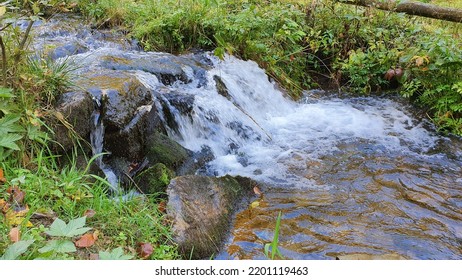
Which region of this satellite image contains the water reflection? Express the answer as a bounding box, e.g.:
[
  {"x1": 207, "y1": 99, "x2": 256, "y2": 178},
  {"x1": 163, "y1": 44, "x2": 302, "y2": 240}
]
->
[{"x1": 217, "y1": 134, "x2": 462, "y2": 260}]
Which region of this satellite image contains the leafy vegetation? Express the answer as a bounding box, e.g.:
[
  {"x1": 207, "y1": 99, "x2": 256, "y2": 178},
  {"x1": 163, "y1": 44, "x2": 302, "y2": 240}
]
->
[{"x1": 0, "y1": 1, "x2": 178, "y2": 260}]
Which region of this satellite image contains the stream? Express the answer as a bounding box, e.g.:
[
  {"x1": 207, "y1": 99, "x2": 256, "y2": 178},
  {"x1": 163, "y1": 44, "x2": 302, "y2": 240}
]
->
[{"x1": 33, "y1": 16, "x2": 462, "y2": 260}]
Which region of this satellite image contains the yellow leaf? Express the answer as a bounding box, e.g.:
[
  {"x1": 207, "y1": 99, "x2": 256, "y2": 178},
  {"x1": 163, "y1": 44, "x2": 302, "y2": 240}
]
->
[
  {"x1": 250, "y1": 200, "x2": 260, "y2": 209},
  {"x1": 0, "y1": 6, "x2": 6, "y2": 17},
  {"x1": 5, "y1": 206, "x2": 33, "y2": 227}
]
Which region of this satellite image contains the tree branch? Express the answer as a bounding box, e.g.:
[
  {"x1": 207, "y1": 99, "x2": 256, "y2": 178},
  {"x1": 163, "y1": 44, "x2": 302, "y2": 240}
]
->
[{"x1": 338, "y1": 0, "x2": 462, "y2": 23}]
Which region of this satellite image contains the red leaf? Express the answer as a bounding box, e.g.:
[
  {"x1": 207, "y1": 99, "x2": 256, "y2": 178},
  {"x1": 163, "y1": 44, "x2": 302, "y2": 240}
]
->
[
  {"x1": 9, "y1": 227, "x2": 20, "y2": 242},
  {"x1": 84, "y1": 209, "x2": 96, "y2": 218},
  {"x1": 137, "y1": 242, "x2": 153, "y2": 259},
  {"x1": 75, "y1": 233, "x2": 97, "y2": 248}
]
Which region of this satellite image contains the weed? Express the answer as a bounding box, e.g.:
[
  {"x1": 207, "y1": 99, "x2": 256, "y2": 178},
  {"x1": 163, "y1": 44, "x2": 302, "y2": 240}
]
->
[{"x1": 264, "y1": 211, "x2": 283, "y2": 260}]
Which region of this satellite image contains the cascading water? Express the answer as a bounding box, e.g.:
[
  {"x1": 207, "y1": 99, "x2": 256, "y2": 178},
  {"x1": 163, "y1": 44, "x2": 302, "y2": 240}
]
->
[
  {"x1": 89, "y1": 98, "x2": 120, "y2": 194},
  {"x1": 149, "y1": 55, "x2": 462, "y2": 259},
  {"x1": 33, "y1": 16, "x2": 462, "y2": 259}
]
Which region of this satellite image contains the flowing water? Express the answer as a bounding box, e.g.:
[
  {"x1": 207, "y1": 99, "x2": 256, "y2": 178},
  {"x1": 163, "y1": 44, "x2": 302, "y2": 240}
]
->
[
  {"x1": 157, "y1": 57, "x2": 462, "y2": 260},
  {"x1": 33, "y1": 17, "x2": 462, "y2": 259}
]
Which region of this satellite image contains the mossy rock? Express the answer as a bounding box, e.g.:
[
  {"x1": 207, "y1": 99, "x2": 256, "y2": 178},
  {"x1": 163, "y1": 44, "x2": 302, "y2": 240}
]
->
[
  {"x1": 166, "y1": 175, "x2": 255, "y2": 259},
  {"x1": 146, "y1": 131, "x2": 191, "y2": 169},
  {"x1": 135, "y1": 163, "x2": 175, "y2": 195}
]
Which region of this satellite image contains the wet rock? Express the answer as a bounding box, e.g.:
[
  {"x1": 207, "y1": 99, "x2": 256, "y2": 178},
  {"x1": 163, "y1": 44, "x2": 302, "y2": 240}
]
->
[
  {"x1": 158, "y1": 91, "x2": 195, "y2": 135},
  {"x1": 135, "y1": 163, "x2": 175, "y2": 195},
  {"x1": 145, "y1": 131, "x2": 192, "y2": 169},
  {"x1": 176, "y1": 145, "x2": 215, "y2": 176},
  {"x1": 51, "y1": 91, "x2": 94, "y2": 152},
  {"x1": 47, "y1": 42, "x2": 87, "y2": 60},
  {"x1": 104, "y1": 104, "x2": 165, "y2": 160},
  {"x1": 100, "y1": 54, "x2": 189, "y2": 85},
  {"x1": 82, "y1": 72, "x2": 153, "y2": 131},
  {"x1": 213, "y1": 75, "x2": 230, "y2": 100},
  {"x1": 167, "y1": 175, "x2": 254, "y2": 259}
]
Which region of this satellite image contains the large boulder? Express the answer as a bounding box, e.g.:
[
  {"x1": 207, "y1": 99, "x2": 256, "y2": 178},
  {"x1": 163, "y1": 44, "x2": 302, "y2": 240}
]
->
[
  {"x1": 52, "y1": 91, "x2": 94, "y2": 152},
  {"x1": 166, "y1": 175, "x2": 254, "y2": 259}
]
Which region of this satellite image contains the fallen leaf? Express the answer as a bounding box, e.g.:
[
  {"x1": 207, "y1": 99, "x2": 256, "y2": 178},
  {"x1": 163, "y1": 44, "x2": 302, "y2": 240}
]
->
[
  {"x1": 7, "y1": 186, "x2": 25, "y2": 205},
  {"x1": 0, "y1": 199, "x2": 10, "y2": 213},
  {"x1": 93, "y1": 230, "x2": 99, "y2": 240},
  {"x1": 253, "y1": 186, "x2": 263, "y2": 196},
  {"x1": 137, "y1": 242, "x2": 153, "y2": 259},
  {"x1": 158, "y1": 201, "x2": 166, "y2": 213},
  {"x1": 250, "y1": 200, "x2": 260, "y2": 209},
  {"x1": 5, "y1": 206, "x2": 32, "y2": 227},
  {"x1": 30, "y1": 211, "x2": 57, "y2": 227},
  {"x1": 0, "y1": 168, "x2": 6, "y2": 184},
  {"x1": 89, "y1": 253, "x2": 99, "y2": 260},
  {"x1": 75, "y1": 233, "x2": 97, "y2": 248},
  {"x1": 9, "y1": 227, "x2": 20, "y2": 242},
  {"x1": 84, "y1": 209, "x2": 96, "y2": 218}
]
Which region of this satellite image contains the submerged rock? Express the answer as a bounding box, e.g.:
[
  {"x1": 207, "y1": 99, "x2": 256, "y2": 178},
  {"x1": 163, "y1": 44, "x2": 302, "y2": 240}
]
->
[{"x1": 166, "y1": 175, "x2": 254, "y2": 259}]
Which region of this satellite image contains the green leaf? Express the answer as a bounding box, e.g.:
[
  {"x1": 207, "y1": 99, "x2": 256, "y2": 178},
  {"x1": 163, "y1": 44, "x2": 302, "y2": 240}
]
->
[
  {"x1": 0, "y1": 240, "x2": 34, "y2": 260},
  {"x1": 264, "y1": 211, "x2": 283, "y2": 260},
  {"x1": 99, "y1": 247, "x2": 133, "y2": 260},
  {"x1": 45, "y1": 217, "x2": 91, "y2": 237},
  {"x1": 0, "y1": 133, "x2": 22, "y2": 150},
  {"x1": 0, "y1": 114, "x2": 23, "y2": 134},
  {"x1": 0, "y1": 87, "x2": 13, "y2": 98},
  {"x1": 38, "y1": 240, "x2": 76, "y2": 253}
]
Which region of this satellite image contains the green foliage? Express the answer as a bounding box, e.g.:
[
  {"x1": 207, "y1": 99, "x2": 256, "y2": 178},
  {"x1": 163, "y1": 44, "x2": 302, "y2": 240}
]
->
[
  {"x1": 99, "y1": 247, "x2": 133, "y2": 260},
  {"x1": 45, "y1": 217, "x2": 91, "y2": 238},
  {"x1": 25, "y1": 57, "x2": 76, "y2": 106},
  {"x1": 38, "y1": 239, "x2": 77, "y2": 254},
  {"x1": 399, "y1": 31, "x2": 462, "y2": 134},
  {"x1": 0, "y1": 240, "x2": 34, "y2": 260},
  {"x1": 264, "y1": 211, "x2": 283, "y2": 260}
]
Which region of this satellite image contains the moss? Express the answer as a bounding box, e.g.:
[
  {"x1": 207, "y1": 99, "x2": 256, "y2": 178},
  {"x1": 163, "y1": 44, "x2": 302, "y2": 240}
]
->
[
  {"x1": 146, "y1": 131, "x2": 191, "y2": 169},
  {"x1": 136, "y1": 163, "x2": 174, "y2": 195}
]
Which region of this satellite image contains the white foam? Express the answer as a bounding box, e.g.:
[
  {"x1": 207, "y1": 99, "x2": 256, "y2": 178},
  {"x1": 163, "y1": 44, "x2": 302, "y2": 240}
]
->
[{"x1": 168, "y1": 55, "x2": 439, "y2": 187}]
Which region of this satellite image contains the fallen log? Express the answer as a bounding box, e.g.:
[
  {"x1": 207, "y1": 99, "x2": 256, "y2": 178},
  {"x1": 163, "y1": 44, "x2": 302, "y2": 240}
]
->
[{"x1": 338, "y1": 0, "x2": 462, "y2": 23}]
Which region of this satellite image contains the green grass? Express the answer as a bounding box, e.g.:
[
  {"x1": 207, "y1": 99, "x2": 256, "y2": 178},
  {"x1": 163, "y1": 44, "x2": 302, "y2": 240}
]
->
[{"x1": 0, "y1": 152, "x2": 178, "y2": 259}]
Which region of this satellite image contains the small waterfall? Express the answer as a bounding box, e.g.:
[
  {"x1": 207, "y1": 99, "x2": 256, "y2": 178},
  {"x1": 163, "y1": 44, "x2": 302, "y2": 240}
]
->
[
  {"x1": 90, "y1": 97, "x2": 121, "y2": 194},
  {"x1": 148, "y1": 55, "x2": 440, "y2": 187}
]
